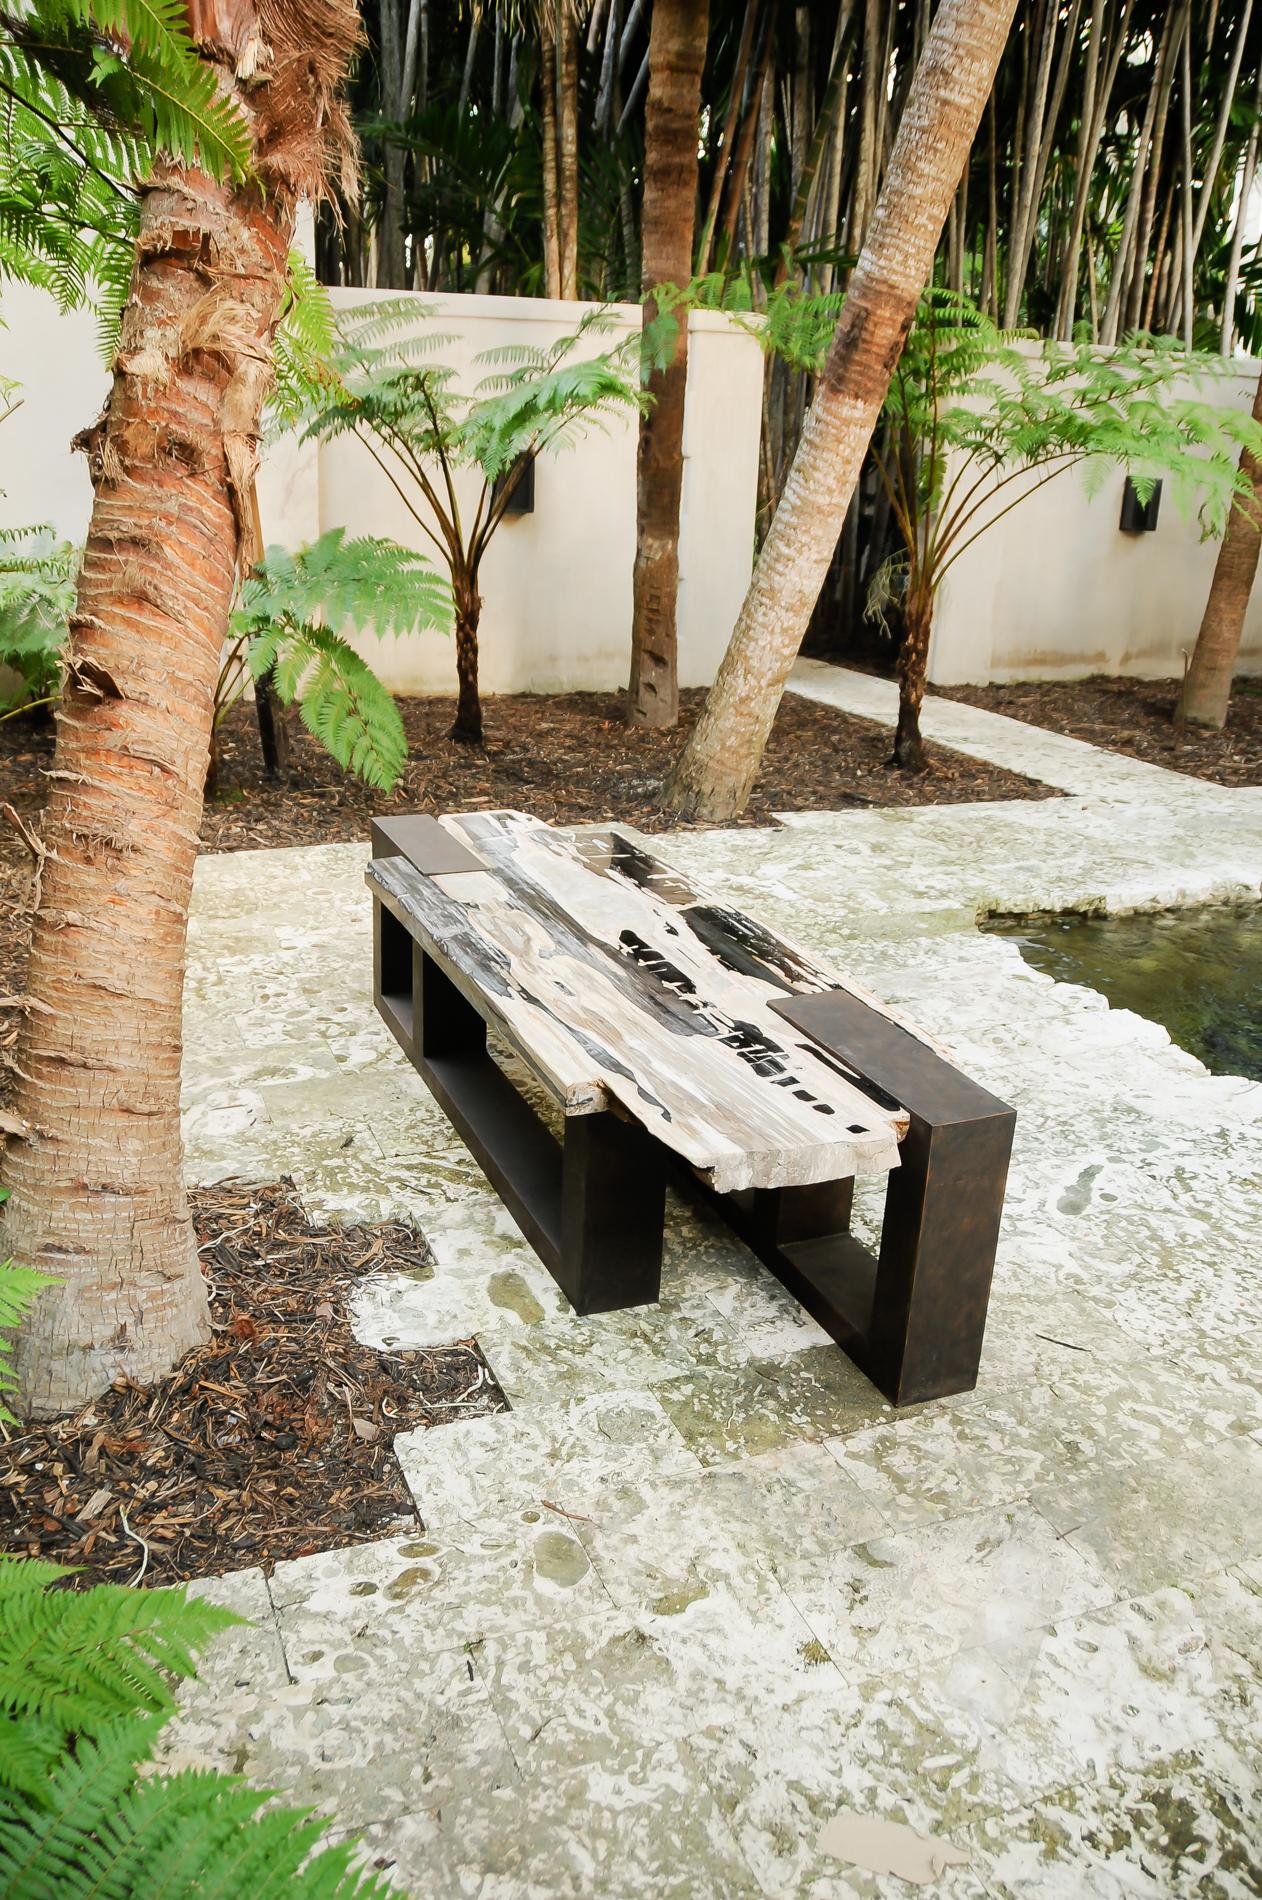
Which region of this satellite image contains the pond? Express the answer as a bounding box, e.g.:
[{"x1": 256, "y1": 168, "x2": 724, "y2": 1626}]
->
[{"x1": 985, "y1": 905, "x2": 1262, "y2": 1083}]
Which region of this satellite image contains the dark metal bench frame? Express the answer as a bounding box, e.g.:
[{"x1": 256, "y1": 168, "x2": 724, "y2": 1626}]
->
[{"x1": 370, "y1": 815, "x2": 1016, "y2": 1408}]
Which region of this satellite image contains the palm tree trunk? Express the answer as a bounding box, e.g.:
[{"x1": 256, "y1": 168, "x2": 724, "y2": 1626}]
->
[
  {"x1": 662, "y1": 0, "x2": 1019, "y2": 823},
  {"x1": 627, "y1": 0, "x2": 709, "y2": 729},
  {"x1": 2, "y1": 0, "x2": 357, "y2": 1419},
  {"x1": 558, "y1": 9, "x2": 581, "y2": 297},
  {"x1": 1178, "y1": 368, "x2": 1262, "y2": 729},
  {"x1": 540, "y1": 13, "x2": 563, "y2": 297}
]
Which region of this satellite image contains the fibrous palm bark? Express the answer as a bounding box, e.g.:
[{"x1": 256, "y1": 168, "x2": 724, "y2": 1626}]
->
[
  {"x1": 627, "y1": 0, "x2": 709, "y2": 729},
  {"x1": 663, "y1": 0, "x2": 1020, "y2": 823},
  {"x1": 1179, "y1": 367, "x2": 1262, "y2": 729},
  {"x1": 3, "y1": 0, "x2": 358, "y2": 1418}
]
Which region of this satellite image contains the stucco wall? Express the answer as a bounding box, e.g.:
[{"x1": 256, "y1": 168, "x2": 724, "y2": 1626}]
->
[
  {"x1": 0, "y1": 282, "x2": 763, "y2": 697},
  {"x1": 5, "y1": 280, "x2": 1258, "y2": 690},
  {"x1": 928, "y1": 354, "x2": 1262, "y2": 684}
]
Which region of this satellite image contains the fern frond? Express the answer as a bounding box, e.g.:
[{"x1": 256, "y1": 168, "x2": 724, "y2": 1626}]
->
[
  {"x1": 285, "y1": 627, "x2": 409, "y2": 791},
  {"x1": 0, "y1": 1558, "x2": 241, "y2": 1741},
  {"x1": 0, "y1": 1744, "x2": 398, "y2": 1899},
  {"x1": 0, "y1": 1713, "x2": 63, "y2": 1804},
  {"x1": 0, "y1": 1560, "x2": 407, "y2": 1895},
  {"x1": 0, "y1": 528, "x2": 77, "y2": 712},
  {"x1": 236, "y1": 531, "x2": 451, "y2": 643},
  {"x1": 0, "y1": 1260, "x2": 56, "y2": 1426}
]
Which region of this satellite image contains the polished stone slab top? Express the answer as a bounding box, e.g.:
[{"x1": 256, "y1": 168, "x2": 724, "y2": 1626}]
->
[{"x1": 368, "y1": 809, "x2": 911, "y2": 1194}]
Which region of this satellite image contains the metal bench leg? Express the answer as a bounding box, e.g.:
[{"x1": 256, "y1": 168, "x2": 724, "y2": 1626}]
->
[
  {"x1": 559, "y1": 1110, "x2": 665, "y2": 1316},
  {"x1": 747, "y1": 1178, "x2": 855, "y2": 1250},
  {"x1": 866, "y1": 1108, "x2": 1015, "y2": 1406}
]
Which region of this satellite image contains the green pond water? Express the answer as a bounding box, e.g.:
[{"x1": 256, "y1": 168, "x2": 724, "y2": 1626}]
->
[{"x1": 986, "y1": 906, "x2": 1262, "y2": 1082}]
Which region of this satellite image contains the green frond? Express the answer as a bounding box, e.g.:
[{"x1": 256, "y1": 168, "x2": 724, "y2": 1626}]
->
[
  {"x1": 0, "y1": 1713, "x2": 63, "y2": 1804},
  {"x1": 232, "y1": 532, "x2": 443, "y2": 790},
  {"x1": 0, "y1": 1558, "x2": 406, "y2": 1896},
  {"x1": 0, "y1": 1741, "x2": 398, "y2": 1899},
  {"x1": 0, "y1": 528, "x2": 76, "y2": 712},
  {"x1": 236, "y1": 531, "x2": 452, "y2": 643},
  {"x1": 0, "y1": 1557, "x2": 242, "y2": 1742},
  {"x1": 298, "y1": 298, "x2": 644, "y2": 494},
  {"x1": 288, "y1": 627, "x2": 410, "y2": 791},
  {"x1": 271, "y1": 257, "x2": 340, "y2": 432}
]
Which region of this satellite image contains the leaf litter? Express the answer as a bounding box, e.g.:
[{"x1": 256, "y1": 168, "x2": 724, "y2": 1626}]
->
[{"x1": 0, "y1": 1177, "x2": 507, "y2": 1586}]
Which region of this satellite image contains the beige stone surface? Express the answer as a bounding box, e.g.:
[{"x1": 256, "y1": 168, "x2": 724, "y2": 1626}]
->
[{"x1": 162, "y1": 675, "x2": 1262, "y2": 1895}]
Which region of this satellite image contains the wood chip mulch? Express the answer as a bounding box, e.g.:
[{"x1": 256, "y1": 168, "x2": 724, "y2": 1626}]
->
[
  {"x1": 0, "y1": 1179, "x2": 507, "y2": 1587},
  {"x1": 194, "y1": 688, "x2": 1055, "y2": 853},
  {"x1": 934, "y1": 674, "x2": 1262, "y2": 787}
]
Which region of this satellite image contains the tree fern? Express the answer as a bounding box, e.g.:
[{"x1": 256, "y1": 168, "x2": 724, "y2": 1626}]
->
[
  {"x1": 282, "y1": 628, "x2": 409, "y2": 792},
  {"x1": 301, "y1": 298, "x2": 647, "y2": 484},
  {"x1": 293, "y1": 298, "x2": 650, "y2": 742},
  {"x1": 236, "y1": 530, "x2": 452, "y2": 640}
]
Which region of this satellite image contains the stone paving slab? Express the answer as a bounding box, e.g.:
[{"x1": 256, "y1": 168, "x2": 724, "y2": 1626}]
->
[
  {"x1": 788, "y1": 657, "x2": 1249, "y2": 807},
  {"x1": 342, "y1": 1742, "x2": 766, "y2": 1899},
  {"x1": 163, "y1": 675, "x2": 1262, "y2": 1895}
]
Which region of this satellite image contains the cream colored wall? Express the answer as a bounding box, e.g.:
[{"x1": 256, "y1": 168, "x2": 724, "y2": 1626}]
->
[
  {"x1": 928, "y1": 355, "x2": 1262, "y2": 684},
  {"x1": 8, "y1": 277, "x2": 1256, "y2": 692},
  {"x1": 0, "y1": 281, "x2": 313, "y2": 548},
  {"x1": 316, "y1": 289, "x2": 763, "y2": 695},
  {"x1": 0, "y1": 283, "x2": 763, "y2": 698}
]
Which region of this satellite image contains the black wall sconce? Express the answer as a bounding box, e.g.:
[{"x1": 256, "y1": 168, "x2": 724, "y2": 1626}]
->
[
  {"x1": 1119, "y1": 476, "x2": 1162, "y2": 534},
  {"x1": 492, "y1": 451, "x2": 535, "y2": 517}
]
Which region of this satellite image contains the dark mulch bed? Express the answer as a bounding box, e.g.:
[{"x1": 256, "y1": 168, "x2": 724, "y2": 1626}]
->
[
  {"x1": 196, "y1": 687, "x2": 1054, "y2": 851},
  {"x1": 935, "y1": 674, "x2": 1262, "y2": 787},
  {"x1": 0, "y1": 1179, "x2": 507, "y2": 1586},
  {"x1": 0, "y1": 688, "x2": 1053, "y2": 1047}
]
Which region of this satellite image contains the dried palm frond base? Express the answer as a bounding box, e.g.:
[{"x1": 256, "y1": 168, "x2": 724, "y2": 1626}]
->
[{"x1": 0, "y1": 1179, "x2": 506, "y2": 1586}]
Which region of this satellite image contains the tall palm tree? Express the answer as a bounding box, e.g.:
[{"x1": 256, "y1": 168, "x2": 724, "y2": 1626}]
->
[
  {"x1": 1178, "y1": 366, "x2": 1262, "y2": 728},
  {"x1": 627, "y1": 0, "x2": 710, "y2": 729},
  {"x1": 4, "y1": 0, "x2": 359, "y2": 1418},
  {"x1": 663, "y1": 0, "x2": 1022, "y2": 823}
]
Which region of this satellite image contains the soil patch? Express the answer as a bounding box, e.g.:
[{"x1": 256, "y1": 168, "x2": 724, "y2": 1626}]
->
[
  {"x1": 200, "y1": 688, "x2": 1055, "y2": 850},
  {"x1": 935, "y1": 674, "x2": 1262, "y2": 787},
  {"x1": 0, "y1": 1179, "x2": 506, "y2": 1586}
]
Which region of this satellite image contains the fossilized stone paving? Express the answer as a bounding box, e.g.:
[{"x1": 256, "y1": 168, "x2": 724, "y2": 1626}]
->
[{"x1": 165, "y1": 668, "x2": 1262, "y2": 1896}]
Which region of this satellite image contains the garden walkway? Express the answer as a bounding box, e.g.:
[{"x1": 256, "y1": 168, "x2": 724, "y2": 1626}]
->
[{"x1": 165, "y1": 666, "x2": 1262, "y2": 1898}]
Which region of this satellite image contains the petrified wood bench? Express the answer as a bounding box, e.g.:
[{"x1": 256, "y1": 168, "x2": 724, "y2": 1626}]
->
[{"x1": 367, "y1": 809, "x2": 1015, "y2": 1407}]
